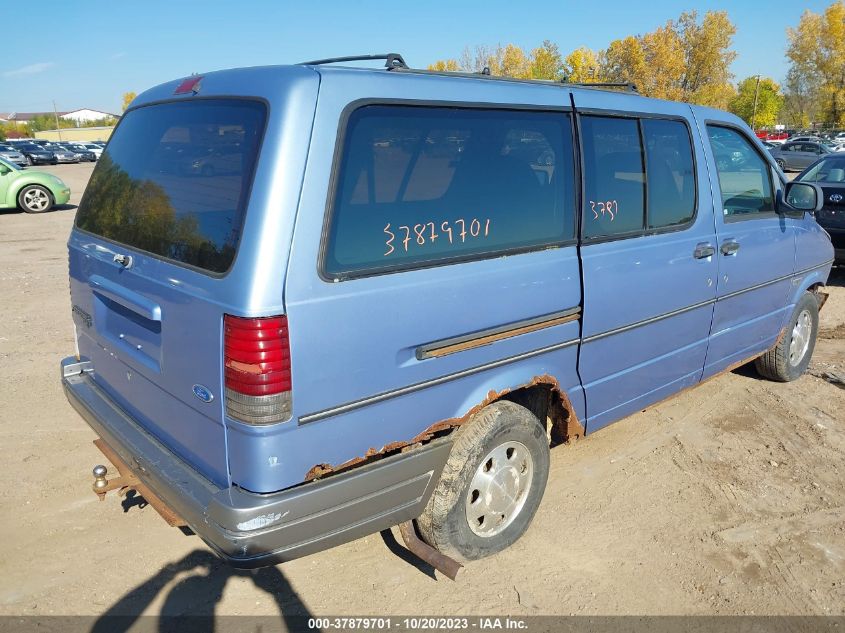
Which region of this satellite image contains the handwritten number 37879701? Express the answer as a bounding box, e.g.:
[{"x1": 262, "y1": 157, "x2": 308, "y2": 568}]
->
[{"x1": 384, "y1": 219, "x2": 491, "y2": 256}]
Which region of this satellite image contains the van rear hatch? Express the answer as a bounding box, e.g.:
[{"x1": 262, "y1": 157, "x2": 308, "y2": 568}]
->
[{"x1": 68, "y1": 98, "x2": 267, "y2": 487}]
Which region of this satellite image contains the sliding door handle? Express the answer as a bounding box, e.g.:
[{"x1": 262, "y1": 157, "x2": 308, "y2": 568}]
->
[
  {"x1": 720, "y1": 239, "x2": 740, "y2": 256},
  {"x1": 693, "y1": 243, "x2": 716, "y2": 259}
]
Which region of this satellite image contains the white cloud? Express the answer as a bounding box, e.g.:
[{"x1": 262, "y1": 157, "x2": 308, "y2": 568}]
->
[{"x1": 2, "y1": 62, "x2": 56, "y2": 78}]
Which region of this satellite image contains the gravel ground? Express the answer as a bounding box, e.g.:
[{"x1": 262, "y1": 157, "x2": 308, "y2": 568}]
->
[{"x1": 0, "y1": 162, "x2": 843, "y2": 624}]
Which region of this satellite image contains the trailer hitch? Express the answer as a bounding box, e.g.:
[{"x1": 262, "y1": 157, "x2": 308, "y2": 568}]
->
[{"x1": 90, "y1": 438, "x2": 186, "y2": 527}]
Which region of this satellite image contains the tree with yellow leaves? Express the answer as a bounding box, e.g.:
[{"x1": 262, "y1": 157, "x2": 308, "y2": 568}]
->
[
  {"x1": 121, "y1": 92, "x2": 137, "y2": 111},
  {"x1": 601, "y1": 10, "x2": 736, "y2": 108},
  {"x1": 563, "y1": 47, "x2": 604, "y2": 83},
  {"x1": 427, "y1": 59, "x2": 459, "y2": 72},
  {"x1": 786, "y1": 1, "x2": 845, "y2": 126}
]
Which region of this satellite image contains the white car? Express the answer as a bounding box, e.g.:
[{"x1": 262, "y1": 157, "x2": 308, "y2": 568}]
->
[{"x1": 69, "y1": 143, "x2": 103, "y2": 158}]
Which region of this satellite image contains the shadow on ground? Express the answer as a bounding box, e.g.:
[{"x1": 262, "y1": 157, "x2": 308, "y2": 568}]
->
[{"x1": 90, "y1": 549, "x2": 316, "y2": 633}]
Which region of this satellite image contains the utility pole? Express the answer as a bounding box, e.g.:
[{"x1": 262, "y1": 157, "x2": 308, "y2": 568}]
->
[
  {"x1": 52, "y1": 100, "x2": 62, "y2": 142},
  {"x1": 750, "y1": 74, "x2": 761, "y2": 131}
]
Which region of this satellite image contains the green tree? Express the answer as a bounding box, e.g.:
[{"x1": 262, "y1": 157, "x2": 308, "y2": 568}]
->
[
  {"x1": 729, "y1": 76, "x2": 784, "y2": 128},
  {"x1": 786, "y1": 2, "x2": 845, "y2": 125},
  {"x1": 122, "y1": 91, "x2": 137, "y2": 111},
  {"x1": 529, "y1": 40, "x2": 564, "y2": 80}
]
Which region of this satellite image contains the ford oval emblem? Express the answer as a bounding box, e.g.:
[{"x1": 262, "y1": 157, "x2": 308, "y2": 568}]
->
[{"x1": 192, "y1": 384, "x2": 214, "y2": 403}]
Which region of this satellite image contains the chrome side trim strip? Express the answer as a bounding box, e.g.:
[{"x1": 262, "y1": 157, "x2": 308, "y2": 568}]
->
[
  {"x1": 299, "y1": 337, "x2": 580, "y2": 425},
  {"x1": 300, "y1": 260, "x2": 832, "y2": 425},
  {"x1": 583, "y1": 259, "x2": 834, "y2": 344},
  {"x1": 582, "y1": 297, "x2": 715, "y2": 344},
  {"x1": 416, "y1": 307, "x2": 581, "y2": 360}
]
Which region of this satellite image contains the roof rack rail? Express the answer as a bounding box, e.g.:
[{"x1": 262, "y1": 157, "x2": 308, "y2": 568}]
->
[
  {"x1": 298, "y1": 53, "x2": 408, "y2": 70},
  {"x1": 565, "y1": 81, "x2": 638, "y2": 93}
]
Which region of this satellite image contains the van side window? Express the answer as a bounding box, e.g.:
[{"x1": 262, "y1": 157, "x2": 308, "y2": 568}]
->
[
  {"x1": 581, "y1": 116, "x2": 645, "y2": 238},
  {"x1": 642, "y1": 119, "x2": 696, "y2": 229},
  {"x1": 706, "y1": 126, "x2": 774, "y2": 219},
  {"x1": 324, "y1": 106, "x2": 575, "y2": 278}
]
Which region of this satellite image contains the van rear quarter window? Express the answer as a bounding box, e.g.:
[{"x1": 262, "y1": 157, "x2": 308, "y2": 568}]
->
[
  {"x1": 75, "y1": 99, "x2": 266, "y2": 274},
  {"x1": 324, "y1": 105, "x2": 576, "y2": 278}
]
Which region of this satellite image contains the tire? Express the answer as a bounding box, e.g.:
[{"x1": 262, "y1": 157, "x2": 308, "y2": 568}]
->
[
  {"x1": 755, "y1": 292, "x2": 819, "y2": 382},
  {"x1": 776, "y1": 158, "x2": 786, "y2": 171},
  {"x1": 17, "y1": 185, "x2": 54, "y2": 213},
  {"x1": 25, "y1": 155, "x2": 33, "y2": 166},
  {"x1": 416, "y1": 400, "x2": 550, "y2": 562}
]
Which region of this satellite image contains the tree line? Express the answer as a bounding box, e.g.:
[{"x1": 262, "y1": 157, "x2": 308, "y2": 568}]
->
[{"x1": 428, "y1": 2, "x2": 845, "y2": 130}]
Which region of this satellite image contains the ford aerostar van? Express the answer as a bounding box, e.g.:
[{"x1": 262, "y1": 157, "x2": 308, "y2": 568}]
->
[{"x1": 61, "y1": 55, "x2": 833, "y2": 572}]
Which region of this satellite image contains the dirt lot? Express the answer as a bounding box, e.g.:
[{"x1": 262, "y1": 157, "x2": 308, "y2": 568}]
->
[{"x1": 0, "y1": 163, "x2": 843, "y2": 622}]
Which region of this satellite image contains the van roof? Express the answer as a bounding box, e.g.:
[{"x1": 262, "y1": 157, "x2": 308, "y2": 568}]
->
[{"x1": 131, "y1": 60, "x2": 744, "y2": 130}]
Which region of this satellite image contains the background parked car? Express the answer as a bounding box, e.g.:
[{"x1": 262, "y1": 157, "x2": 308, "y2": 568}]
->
[
  {"x1": 70, "y1": 142, "x2": 103, "y2": 158},
  {"x1": 61, "y1": 144, "x2": 96, "y2": 162},
  {"x1": 51, "y1": 147, "x2": 81, "y2": 164},
  {"x1": 15, "y1": 143, "x2": 58, "y2": 166},
  {"x1": 0, "y1": 144, "x2": 28, "y2": 167},
  {"x1": 769, "y1": 141, "x2": 832, "y2": 171},
  {"x1": 0, "y1": 156, "x2": 70, "y2": 213},
  {"x1": 795, "y1": 154, "x2": 845, "y2": 262}
]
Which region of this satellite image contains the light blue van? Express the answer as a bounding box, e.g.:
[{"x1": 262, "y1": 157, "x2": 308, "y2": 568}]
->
[{"x1": 61, "y1": 55, "x2": 833, "y2": 572}]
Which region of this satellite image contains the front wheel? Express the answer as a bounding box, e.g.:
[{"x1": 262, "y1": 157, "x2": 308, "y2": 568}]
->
[
  {"x1": 25, "y1": 155, "x2": 33, "y2": 166},
  {"x1": 755, "y1": 292, "x2": 819, "y2": 381},
  {"x1": 416, "y1": 401, "x2": 550, "y2": 562},
  {"x1": 17, "y1": 185, "x2": 54, "y2": 213},
  {"x1": 776, "y1": 158, "x2": 786, "y2": 171}
]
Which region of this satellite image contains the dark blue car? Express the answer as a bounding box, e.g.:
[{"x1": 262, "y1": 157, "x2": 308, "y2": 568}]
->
[{"x1": 60, "y1": 56, "x2": 834, "y2": 572}]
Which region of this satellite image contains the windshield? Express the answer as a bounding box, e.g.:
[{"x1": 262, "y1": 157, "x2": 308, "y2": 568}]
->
[
  {"x1": 75, "y1": 99, "x2": 266, "y2": 274},
  {"x1": 798, "y1": 156, "x2": 845, "y2": 183}
]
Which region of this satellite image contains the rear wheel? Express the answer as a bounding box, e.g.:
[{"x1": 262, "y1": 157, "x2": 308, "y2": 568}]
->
[
  {"x1": 17, "y1": 185, "x2": 54, "y2": 213},
  {"x1": 755, "y1": 292, "x2": 819, "y2": 382},
  {"x1": 416, "y1": 401, "x2": 550, "y2": 562}
]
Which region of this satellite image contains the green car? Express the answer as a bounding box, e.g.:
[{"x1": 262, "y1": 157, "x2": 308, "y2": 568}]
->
[{"x1": 0, "y1": 156, "x2": 71, "y2": 213}]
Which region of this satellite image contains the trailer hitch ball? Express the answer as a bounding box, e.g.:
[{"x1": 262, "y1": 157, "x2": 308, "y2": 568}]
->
[{"x1": 93, "y1": 464, "x2": 109, "y2": 497}]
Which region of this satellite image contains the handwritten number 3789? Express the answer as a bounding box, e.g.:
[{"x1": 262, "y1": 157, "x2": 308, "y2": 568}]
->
[{"x1": 590, "y1": 200, "x2": 618, "y2": 221}]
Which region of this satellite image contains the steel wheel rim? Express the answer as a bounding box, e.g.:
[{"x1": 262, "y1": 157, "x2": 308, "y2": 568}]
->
[
  {"x1": 465, "y1": 440, "x2": 534, "y2": 538},
  {"x1": 23, "y1": 188, "x2": 50, "y2": 211},
  {"x1": 789, "y1": 309, "x2": 812, "y2": 366}
]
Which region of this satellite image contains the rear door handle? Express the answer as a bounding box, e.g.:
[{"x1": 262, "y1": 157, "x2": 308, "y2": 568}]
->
[
  {"x1": 720, "y1": 240, "x2": 740, "y2": 256},
  {"x1": 693, "y1": 243, "x2": 715, "y2": 259}
]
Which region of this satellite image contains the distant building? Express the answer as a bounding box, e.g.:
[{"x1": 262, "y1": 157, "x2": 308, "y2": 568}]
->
[
  {"x1": 0, "y1": 109, "x2": 118, "y2": 124},
  {"x1": 34, "y1": 126, "x2": 114, "y2": 143}
]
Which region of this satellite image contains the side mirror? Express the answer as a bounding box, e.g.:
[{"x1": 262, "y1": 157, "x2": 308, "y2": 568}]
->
[
  {"x1": 0, "y1": 165, "x2": 10, "y2": 176},
  {"x1": 783, "y1": 181, "x2": 823, "y2": 213}
]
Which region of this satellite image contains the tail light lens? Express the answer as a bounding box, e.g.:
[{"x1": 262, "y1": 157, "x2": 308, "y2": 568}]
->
[{"x1": 224, "y1": 315, "x2": 292, "y2": 425}]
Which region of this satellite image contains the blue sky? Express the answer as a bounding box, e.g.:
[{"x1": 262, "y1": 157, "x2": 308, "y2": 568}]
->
[{"x1": 0, "y1": 0, "x2": 831, "y2": 115}]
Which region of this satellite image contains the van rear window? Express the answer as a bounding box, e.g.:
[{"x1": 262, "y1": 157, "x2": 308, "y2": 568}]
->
[
  {"x1": 75, "y1": 99, "x2": 266, "y2": 274},
  {"x1": 324, "y1": 106, "x2": 575, "y2": 278}
]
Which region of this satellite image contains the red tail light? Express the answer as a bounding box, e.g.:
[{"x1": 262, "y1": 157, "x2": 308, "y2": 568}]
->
[{"x1": 224, "y1": 315, "x2": 292, "y2": 425}]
